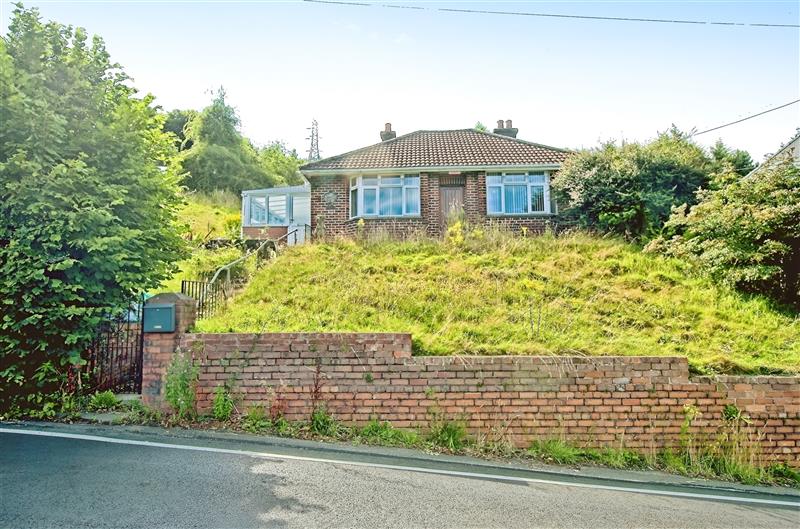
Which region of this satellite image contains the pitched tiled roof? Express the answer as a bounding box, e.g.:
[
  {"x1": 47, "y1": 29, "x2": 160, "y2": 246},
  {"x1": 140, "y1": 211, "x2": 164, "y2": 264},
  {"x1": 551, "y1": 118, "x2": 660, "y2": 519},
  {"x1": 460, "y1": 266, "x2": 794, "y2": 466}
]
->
[{"x1": 300, "y1": 129, "x2": 570, "y2": 172}]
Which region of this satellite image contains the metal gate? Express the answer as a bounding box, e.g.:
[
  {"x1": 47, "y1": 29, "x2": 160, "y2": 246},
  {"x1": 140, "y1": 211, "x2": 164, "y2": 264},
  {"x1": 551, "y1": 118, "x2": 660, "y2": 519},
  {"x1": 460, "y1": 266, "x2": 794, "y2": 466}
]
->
[{"x1": 86, "y1": 297, "x2": 145, "y2": 394}]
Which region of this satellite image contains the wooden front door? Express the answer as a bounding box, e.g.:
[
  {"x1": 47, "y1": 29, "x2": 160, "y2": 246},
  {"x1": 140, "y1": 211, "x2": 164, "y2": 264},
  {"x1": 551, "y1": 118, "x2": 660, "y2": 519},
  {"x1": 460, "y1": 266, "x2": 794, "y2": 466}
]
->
[{"x1": 440, "y1": 186, "x2": 465, "y2": 227}]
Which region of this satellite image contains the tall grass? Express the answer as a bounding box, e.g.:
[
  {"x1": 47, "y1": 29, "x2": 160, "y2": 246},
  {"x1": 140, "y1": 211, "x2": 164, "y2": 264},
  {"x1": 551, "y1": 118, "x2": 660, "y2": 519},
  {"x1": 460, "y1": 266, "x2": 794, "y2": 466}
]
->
[{"x1": 196, "y1": 230, "x2": 799, "y2": 374}]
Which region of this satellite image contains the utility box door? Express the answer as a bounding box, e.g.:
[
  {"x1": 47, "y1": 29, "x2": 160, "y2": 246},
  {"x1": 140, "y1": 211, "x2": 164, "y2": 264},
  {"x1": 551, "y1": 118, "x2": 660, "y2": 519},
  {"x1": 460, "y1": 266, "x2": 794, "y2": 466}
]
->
[{"x1": 143, "y1": 304, "x2": 175, "y2": 333}]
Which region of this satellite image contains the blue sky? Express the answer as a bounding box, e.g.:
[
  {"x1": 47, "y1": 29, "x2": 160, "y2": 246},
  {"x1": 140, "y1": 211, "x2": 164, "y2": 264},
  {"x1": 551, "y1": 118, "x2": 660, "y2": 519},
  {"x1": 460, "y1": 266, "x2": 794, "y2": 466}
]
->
[{"x1": 2, "y1": 1, "x2": 798, "y2": 160}]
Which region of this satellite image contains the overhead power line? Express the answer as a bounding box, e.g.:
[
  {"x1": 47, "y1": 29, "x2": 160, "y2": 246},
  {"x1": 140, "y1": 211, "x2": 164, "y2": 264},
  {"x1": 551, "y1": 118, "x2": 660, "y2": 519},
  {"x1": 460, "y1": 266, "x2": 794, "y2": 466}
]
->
[
  {"x1": 693, "y1": 99, "x2": 800, "y2": 136},
  {"x1": 303, "y1": 0, "x2": 800, "y2": 29}
]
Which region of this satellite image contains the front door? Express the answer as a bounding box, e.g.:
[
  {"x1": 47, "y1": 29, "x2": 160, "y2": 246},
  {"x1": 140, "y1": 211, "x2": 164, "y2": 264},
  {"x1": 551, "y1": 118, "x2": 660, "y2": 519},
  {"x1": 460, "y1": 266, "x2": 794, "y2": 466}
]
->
[{"x1": 440, "y1": 186, "x2": 465, "y2": 228}]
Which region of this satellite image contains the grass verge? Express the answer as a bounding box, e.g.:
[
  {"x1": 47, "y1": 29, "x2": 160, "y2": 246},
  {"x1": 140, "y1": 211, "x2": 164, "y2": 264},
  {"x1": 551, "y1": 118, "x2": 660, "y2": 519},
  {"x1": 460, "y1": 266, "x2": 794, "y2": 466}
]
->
[{"x1": 105, "y1": 401, "x2": 800, "y2": 488}]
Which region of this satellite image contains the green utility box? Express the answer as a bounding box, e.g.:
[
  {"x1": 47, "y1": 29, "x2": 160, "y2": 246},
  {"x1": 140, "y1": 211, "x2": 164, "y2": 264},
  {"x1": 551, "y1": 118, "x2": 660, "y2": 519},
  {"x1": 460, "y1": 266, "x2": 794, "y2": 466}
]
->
[{"x1": 143, "y1": 303, "x2": 175, "y2": 333}]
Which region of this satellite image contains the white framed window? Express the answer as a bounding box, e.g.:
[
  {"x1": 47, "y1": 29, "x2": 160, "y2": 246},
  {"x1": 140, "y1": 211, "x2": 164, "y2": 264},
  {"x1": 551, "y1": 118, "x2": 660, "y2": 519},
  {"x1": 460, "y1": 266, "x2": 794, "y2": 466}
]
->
[
  {"x1": 486, "y1": 171, "x2": 552, "y2": 215},
  {"x1": 349, "y1": 174, "x2": 420, "y2": 218},
  {"x1": 249, "y1": 195, "x2": 293, "y2": 226}
]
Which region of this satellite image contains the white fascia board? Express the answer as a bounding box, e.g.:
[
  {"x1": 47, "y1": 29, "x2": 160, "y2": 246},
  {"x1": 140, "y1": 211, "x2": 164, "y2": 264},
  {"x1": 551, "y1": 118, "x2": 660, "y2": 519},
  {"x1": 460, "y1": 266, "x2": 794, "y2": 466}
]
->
[
  {"x1": 242, "y1": 184, "x2": 311, "y2": 197},
  {"x1": 302, "y1": 164, "x2": 561, "y2": 178}
]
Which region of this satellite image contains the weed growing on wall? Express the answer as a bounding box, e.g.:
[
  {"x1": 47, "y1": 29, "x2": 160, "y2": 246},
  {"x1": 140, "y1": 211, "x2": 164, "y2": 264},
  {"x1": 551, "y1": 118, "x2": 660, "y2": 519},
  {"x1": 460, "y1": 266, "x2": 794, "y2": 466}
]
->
[
  {"x1": 356, "y1": 419, "x2": 421, "y2": 447},
  {"x1": 165, "y1": 350, "x2": 199, "y2": 420},
  {"x1": 242, "y1": 406, "x2": 270, "y2": 433},
  {"x1": 212, "y1": 384, "x2": 236, "y2": 421},
  {"x1": 310, "y1": 406, "x2": 339, "y2": 437}
]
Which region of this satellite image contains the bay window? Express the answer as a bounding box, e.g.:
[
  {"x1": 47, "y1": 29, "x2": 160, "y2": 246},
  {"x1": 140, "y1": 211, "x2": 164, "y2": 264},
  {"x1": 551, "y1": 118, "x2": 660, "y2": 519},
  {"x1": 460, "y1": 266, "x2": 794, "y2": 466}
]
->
[
  {"x1": 486, "y1": 172, "x2": 551, "y2": 215},
  {"x1": 349, "y1": 175, "x2": 420, "y2": 218}
]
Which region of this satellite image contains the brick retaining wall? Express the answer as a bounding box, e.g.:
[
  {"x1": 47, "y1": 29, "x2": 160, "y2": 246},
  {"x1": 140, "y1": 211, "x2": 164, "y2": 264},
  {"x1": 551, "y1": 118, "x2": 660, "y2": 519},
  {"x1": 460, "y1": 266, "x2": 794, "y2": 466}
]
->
[{"x1": 167, "y1": 332, "x2": 800, "y2": 467}]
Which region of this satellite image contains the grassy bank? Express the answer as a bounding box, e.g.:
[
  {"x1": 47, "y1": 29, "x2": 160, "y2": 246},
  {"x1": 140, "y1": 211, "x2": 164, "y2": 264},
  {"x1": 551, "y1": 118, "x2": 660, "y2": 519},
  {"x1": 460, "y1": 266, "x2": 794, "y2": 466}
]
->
[
  {"x1": 196, "y1": 231, "x2": 799, "y2": 374},
  {"x1": 160, "y1": 191, "x2": 242, "y2": 292}
]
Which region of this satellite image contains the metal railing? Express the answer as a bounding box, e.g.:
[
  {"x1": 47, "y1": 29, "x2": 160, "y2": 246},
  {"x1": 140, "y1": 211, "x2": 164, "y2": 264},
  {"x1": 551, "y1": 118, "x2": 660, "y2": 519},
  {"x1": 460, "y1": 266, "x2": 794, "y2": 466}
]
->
[
  {"x1": 86, "y1": 295, "x2": 145, "y2": 393},
  {"x1": 182, "y1": 227, "x2": 302, "y2": 320},
  {"x1": 181, "y1": 279, "x2": 225, "y2": 320}
]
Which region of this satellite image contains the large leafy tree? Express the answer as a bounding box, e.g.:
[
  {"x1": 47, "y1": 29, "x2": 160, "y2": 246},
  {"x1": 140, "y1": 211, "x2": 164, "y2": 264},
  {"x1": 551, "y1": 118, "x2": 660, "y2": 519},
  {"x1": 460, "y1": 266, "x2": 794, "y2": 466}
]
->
[
  {"x1": 162, "y1": 108, "x2": 197, "y2": 151},
  {"x1": 649, "y1": 158, "x2": 800, "y2": 307},
  {"x1": 0, "y1": 5, "x2": 186, "y2": 412},
  {"x1": 179, "y1": 89, "x2": 282, "y2": 193},
  {"x1": 552, "y1": 128, "x2": 713, "y2": 239},
  {"x1": 176, "y1": 90, "x2": 306, "y2": 193}
]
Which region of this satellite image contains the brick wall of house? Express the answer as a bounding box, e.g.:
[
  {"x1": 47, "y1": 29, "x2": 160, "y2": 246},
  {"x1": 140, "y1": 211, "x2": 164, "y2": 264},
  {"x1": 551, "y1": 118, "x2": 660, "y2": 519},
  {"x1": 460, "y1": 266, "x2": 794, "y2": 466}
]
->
[
  {"x1": 241, "y1": 226, "x2": 288, "y2": 240},
  {"x1": 309, "y1": 174, "x2": 350, "y2": 238},
  {"x1": 172, "y1": 332, "x2": 800, "y2": 466},
  {"x1": 309, "y1": 171, "x2": 561, "y2": 239}
]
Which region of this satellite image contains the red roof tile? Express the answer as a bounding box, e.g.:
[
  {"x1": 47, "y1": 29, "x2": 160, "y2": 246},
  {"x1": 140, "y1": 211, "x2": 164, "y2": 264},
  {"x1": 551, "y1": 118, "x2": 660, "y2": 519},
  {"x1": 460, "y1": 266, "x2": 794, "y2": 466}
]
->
[{"x1": 301, "y1": 129, "x2": 570, "y2": 172}]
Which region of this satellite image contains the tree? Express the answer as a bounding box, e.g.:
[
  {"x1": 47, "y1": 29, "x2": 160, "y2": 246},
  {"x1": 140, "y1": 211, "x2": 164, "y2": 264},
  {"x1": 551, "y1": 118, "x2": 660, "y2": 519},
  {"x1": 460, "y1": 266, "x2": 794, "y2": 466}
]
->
[
  {"x1": 552, "y1": 127, "x2": 712, "y2": 239},
  {"x1": 710, "y1": 140, "x2": 756, "y2": 177},
  {"x1": 474, "y1": 121, "x2": 488, "y2": 132},
  {"x1": 648, "y1": 158, "x2": 800, "y2": 307},
  {"x1": 258, "y1": 141, "x2": 305, "y2": 186},
  {"x1": 162, "y1": 109, "x2": 197, "y2": 151},
  {"x1": 0, "y1": 5, "x2": 186, "y2": 413},
  {"x1": 178, "y1": 89, "x2": 281, "y2": 193}
]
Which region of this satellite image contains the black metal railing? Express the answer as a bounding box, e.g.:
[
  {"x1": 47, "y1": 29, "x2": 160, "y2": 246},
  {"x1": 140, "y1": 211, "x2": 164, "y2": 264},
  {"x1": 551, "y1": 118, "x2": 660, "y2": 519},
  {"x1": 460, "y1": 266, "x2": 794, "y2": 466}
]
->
[
  {"x1": 181, "y1": 279, "x2": 225, "y2": 320},
  {"x1": 181, "y1": 227, "x2": 301, "y2": 320},
  {"x1": 86, "y1": 296, "x2": 145, "y2": 394}
]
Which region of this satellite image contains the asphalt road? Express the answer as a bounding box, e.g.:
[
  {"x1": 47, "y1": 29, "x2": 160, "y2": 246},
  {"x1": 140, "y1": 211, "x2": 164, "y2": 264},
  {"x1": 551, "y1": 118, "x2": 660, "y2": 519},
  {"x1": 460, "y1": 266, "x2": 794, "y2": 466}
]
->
[{"x1": 1, "y1": 426, "x2": 798, "y2": 529}]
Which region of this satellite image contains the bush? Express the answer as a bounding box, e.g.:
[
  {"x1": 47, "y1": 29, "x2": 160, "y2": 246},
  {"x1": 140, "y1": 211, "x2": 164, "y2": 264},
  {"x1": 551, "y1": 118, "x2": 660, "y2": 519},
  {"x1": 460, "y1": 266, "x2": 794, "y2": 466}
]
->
[
  {"x1": 212, "y1": 384, "x2": 235, "y2": 421},
  {"x1": 88, "y1": 391, "x2": 121, "y2": 411},
  {"x1": 164, "y1": 350, "x2": 199, "y2": 420},
  {"x1": 649, "y1": 158, "x2": 800, "y2": 307},
  {"x1": 552, "y1": 128, "x2": 711, "y2": 239},
  {"x1": 0, "y1": 6, "x2": 185, "y2": 414}
]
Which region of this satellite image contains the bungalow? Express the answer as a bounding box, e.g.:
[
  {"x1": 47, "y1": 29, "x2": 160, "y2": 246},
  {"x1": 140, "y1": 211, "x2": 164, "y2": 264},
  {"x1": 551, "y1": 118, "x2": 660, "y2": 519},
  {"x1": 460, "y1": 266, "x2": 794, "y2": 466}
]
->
[{"x1": 299, "y1": 121, "x2": 571, "y2": 238}]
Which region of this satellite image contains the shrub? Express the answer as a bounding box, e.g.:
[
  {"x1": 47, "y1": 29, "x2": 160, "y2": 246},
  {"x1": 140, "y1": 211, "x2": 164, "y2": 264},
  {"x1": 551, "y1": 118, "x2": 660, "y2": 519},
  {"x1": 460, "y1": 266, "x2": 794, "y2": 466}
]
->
[
  {"x1": 552, "y1": 128, "x2": 711, "y2": 239},
  {"x1": 649, "y1": 158, "x2": 800, "y2": 307},
  {"x1": 164, "y1": 350, "x2": 199, "y2": 420},
  {"x1": 212, "y1": 384, "x2": 235, "y2": 421},
  {"x1": 88, "y1": 391, "x2": 121, "y2": 411}
]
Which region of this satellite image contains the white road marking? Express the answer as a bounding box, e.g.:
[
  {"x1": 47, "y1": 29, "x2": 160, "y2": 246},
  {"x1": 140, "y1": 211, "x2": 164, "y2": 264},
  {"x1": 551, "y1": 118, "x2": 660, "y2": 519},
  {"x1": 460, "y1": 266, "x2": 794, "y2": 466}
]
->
[{"x1": 1, "y1": 427, "x2": 797, "y2": 508}]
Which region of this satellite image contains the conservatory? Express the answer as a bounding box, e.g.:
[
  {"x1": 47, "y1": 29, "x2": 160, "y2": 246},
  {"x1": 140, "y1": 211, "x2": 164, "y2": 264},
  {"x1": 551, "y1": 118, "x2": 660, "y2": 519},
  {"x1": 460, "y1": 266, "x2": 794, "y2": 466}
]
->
[{"x1": 240, "y1": 184, "x2": 311, "y2": 245}]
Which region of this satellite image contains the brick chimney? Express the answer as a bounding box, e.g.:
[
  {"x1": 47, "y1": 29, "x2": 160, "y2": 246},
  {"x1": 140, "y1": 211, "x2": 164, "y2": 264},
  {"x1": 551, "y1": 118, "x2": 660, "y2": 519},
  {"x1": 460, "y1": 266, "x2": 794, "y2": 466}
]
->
[
  {"x1": 380, "y1": 122, "x2": 396, "y2": 141},
  {"x1": 494, "y1": 119, "x2": 518, "y2": 138}
]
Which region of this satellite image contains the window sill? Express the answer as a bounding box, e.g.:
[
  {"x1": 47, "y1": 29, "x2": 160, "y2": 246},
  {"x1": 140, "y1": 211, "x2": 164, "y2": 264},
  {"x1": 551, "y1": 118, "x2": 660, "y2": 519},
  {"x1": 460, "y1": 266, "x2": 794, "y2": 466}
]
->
[
  {"x1": 348, "y1": 215, "x2": 423, "y2": 221},
  {"x1": 486, "y1": 213, "x2": 557, "y2": 218}
]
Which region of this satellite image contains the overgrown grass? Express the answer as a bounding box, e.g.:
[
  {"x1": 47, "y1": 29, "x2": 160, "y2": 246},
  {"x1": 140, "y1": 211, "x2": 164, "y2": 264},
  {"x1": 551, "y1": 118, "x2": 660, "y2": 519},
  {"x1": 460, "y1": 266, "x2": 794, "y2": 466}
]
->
[
  {"x1": 197, "y1": 231, "x2": 799, "y2": 374},
  {"x1": 178, "y1": 190, "x2": 240, "y2": 241},
  {"x1": 160, "y1": 191, "x2": 243, "y2": 292}
]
